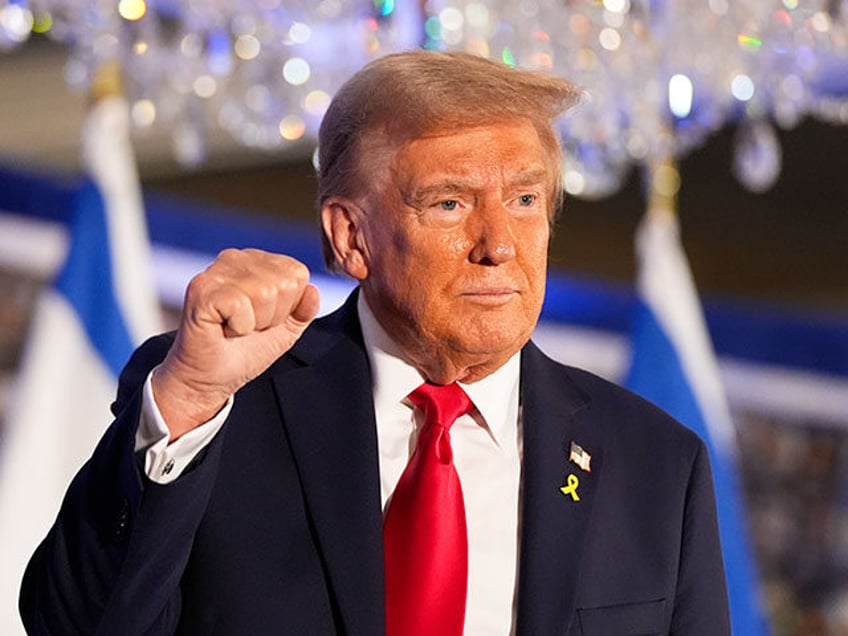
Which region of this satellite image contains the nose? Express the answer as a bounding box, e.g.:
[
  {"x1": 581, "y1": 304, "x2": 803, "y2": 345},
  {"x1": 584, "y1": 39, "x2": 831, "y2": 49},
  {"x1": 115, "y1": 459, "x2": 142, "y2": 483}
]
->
[{"x1": 468, "y1": 202, "x2": 516, "y2": 265}]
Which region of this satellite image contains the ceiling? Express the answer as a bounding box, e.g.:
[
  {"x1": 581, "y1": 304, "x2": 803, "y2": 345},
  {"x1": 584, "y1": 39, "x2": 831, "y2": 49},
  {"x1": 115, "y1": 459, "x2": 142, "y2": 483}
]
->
[{"x1": 2, "y1": 39, "x2": 847, "y2": 318}]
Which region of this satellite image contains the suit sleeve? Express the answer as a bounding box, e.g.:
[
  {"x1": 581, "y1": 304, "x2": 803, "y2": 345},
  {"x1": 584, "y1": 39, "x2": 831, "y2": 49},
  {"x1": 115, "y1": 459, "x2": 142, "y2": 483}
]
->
[
  {"x1": 19, "y1": 334, "x2": 226, "y2": 635},
  {"x1": 670, "y1": 440, "x2": 731, "y2": 635}
]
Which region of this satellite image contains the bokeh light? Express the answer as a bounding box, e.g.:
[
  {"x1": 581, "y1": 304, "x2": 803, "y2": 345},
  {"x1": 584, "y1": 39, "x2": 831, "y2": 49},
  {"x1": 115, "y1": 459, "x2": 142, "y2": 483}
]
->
[{"x1": 118, "y1": 0, "x2": 146, "y2": 21}]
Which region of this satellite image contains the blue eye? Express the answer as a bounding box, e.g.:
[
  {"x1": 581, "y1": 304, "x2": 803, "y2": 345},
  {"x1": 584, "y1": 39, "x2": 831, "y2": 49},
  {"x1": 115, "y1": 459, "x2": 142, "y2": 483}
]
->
[
  {"x1": 439, "y1": 200, "x2": 458, "y2": 211},
  {"x1": 518, "y1": 194, "x2": 536, "y2": 206}
]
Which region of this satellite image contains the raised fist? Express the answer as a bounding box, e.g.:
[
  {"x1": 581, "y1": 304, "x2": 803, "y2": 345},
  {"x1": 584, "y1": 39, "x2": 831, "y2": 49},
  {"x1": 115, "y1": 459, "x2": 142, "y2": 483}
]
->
[{"x1": 152, "y1": 248, "x2": 320, "y2": 439}]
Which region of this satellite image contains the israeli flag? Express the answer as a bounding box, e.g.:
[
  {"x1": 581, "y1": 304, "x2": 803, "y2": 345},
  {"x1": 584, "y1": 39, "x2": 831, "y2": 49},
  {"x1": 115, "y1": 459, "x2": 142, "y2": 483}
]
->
[
  {"x1": 624, "y1": 209, "x2": 769, "y2": 635},
  {"x1": 0, "y1": 96, "x2": 161, "y2": 634}
]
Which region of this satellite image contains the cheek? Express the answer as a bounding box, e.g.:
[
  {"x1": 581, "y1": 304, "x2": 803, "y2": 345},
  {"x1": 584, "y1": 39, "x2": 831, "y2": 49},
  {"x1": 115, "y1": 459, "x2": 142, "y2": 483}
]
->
[
  {"x1": 441, "y1": 232, "x2": 473, "y2": 258},
  {"x1": 400, "y1": 230, "x2": 469, "y2": 276},
  {"x1": 387, "y1": 226, "x2": 411, "y2": 255},
  {"x1": 521, "y1": 222, "x2": 550, "y2": 268},
  {"x1": 373, "y1": 228, "x2": 453, "y2": 300}
]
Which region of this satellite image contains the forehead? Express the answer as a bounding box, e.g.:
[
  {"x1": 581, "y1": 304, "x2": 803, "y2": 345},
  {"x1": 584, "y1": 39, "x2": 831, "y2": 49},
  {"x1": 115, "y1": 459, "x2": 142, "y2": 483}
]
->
[{"x1": 391, "y1": 119, "x2": 548, "y2": 187}]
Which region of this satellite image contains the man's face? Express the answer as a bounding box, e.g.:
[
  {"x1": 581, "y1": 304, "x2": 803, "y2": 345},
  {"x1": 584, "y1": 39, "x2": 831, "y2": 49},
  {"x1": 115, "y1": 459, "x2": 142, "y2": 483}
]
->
[{"x1": 357, "y1": 119, "x2": 551, "y2": 381}]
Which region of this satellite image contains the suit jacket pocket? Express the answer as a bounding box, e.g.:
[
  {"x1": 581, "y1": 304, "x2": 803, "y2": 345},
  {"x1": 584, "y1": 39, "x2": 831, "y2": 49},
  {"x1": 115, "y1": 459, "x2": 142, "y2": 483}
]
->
[{"x1": 577, "y1": 598, "x2": 666, "y2": 635}]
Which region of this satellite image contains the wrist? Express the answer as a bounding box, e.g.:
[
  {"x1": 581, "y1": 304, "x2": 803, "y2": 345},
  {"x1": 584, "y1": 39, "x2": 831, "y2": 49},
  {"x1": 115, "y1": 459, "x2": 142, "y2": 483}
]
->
[{"x1": 150, "y1": 364, "x2": 231, "y2": 441}]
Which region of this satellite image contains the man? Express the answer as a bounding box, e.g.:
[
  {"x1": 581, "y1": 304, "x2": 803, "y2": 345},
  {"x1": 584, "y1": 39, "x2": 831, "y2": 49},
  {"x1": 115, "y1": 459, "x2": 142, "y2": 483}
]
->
[{"x1": 21, "y1": 51, "x2": 729, "y2": 634}]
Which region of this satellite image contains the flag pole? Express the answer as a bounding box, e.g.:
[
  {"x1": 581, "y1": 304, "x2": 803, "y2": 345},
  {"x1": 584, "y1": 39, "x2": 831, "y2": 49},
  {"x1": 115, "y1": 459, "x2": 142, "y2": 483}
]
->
[
  {"x1": 629, "y1": 151, "x2": 770, "y2": 634},
  {"x1": 0, "y1": 57, "x2": 160, "y2": 635},
  {"x1": 90, "y1": 59, "x2": 123, "y2": 103},
  {"x1": 645, "y1": 154, "x2": 681, "y2": 219}
]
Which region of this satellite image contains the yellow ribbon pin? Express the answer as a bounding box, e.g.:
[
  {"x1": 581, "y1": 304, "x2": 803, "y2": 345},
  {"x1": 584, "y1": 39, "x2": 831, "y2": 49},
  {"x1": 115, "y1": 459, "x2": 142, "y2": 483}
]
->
[{"x1": 560, "y1": 473, "x2": 580, "y2": 501}]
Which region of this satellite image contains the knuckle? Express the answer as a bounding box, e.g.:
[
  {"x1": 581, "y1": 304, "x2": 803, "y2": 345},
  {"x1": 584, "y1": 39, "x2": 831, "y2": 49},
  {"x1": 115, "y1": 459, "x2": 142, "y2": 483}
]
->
[
  {"x1": 287, "y1": 259, "x2": 311, "y2": 283},
  {"x1": 233, "y1": 293, "x2": 254, "y2": 317},
  {"x1": 217, "y1": 247, "x2": 241, "y2": 262},
  {"x1": 185, "y1": 271, "x2": 212, "y2": 298},
  {"x1": 225, "y1": 288, "x2": 246, "y2": 309},
  {"x1": 278, "y1": 275, "x2": 303, "y2": 297},
  {"x1": 270, "y1": 257, "x2": 309, "y2": 291},
  {"x1": 255, "y1": 283, "x2": 278, "y2": 303}
]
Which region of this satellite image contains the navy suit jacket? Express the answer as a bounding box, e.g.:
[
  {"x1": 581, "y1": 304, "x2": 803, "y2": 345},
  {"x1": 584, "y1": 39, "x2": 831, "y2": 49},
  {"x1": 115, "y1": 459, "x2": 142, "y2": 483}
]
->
[{"x1": 21, "y1": 292, "x2": 730, "y2": 635}]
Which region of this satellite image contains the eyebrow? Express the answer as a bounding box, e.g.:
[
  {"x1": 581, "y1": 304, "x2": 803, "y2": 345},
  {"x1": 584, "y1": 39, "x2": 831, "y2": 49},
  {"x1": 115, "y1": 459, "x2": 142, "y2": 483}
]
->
[
  {"x1": 507, "y1": 167, "x2": 548, "y2": 188},
  {"x1": 402, "y1": 181, "x2": 470, "y2": 208}
]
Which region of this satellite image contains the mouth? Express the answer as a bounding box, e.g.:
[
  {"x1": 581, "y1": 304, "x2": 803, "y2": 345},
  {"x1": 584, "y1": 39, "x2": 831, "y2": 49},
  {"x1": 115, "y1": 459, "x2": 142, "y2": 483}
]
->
[{"x1": 460, "y1": 288, "x2": 519, "y2": 306}]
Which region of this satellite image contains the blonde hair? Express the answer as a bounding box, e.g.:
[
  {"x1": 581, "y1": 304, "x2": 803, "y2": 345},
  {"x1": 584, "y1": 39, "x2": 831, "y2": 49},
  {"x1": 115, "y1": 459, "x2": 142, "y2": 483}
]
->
[{"x1": 317, "y1": 50, "x2": 580, "y2": 270}]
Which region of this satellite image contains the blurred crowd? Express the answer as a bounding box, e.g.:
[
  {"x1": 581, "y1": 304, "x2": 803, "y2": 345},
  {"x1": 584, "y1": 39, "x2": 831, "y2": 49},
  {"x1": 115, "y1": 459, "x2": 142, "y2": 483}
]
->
[{"x1": 738, "y1": 409, "x2": 848, "y2": 635}]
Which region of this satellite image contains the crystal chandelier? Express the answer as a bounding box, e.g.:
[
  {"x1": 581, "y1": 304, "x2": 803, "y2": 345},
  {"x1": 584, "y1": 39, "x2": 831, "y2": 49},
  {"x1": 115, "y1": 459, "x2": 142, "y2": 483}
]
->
[
  {"x1": 2, "y1": 0, "x2": 847, "y2": 197},
  {"x1": 0, "y1": 0, "x2": 419, "y2": 165},
  {"x1": 419, "y1": 0, "x2": 848, "y2": 197}
]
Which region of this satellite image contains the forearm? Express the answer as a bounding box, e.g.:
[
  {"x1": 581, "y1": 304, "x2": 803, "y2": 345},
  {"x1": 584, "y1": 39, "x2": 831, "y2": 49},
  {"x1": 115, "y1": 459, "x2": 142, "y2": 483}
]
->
[
  {"x1": 20, "y1": 335, "x2": 226, "y2": 635},
  {"x1": 20, "y1": 397, "x2": 146, "y2": 634},
  {"x1": 20, "y1": 398, "x2": 226, "y2": 635}
]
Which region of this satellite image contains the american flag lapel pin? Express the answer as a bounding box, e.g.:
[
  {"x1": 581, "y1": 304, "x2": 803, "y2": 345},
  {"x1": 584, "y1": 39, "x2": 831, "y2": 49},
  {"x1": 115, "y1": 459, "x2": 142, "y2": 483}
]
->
[{"x1": 569, "y1": 441, "x2": 592, "y2": 473}]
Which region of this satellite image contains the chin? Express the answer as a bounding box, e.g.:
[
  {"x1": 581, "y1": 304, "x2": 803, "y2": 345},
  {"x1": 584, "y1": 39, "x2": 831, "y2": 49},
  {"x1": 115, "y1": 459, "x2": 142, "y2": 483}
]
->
[{"x1": 447, "y1": 325, "x2": 531, "y2": 358}]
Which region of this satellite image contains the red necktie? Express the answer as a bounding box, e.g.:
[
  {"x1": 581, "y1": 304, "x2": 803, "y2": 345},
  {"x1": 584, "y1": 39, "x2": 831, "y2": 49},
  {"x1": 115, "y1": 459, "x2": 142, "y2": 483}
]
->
[{"x1": 383, "y1": 382, "x2": 473, "y2": 636}]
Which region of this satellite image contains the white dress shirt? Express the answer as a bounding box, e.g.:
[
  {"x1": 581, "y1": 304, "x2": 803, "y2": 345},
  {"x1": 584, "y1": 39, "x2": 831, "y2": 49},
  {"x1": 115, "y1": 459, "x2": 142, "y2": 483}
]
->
[{"x1": 137, "y1": 294, "x2": 523, "y2": 634}]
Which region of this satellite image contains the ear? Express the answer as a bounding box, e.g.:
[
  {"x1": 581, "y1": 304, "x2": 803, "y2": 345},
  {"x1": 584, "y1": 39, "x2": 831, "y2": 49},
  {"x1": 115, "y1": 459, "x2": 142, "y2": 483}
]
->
[{"x1": 321, "y1": 197, "x2": 370, "y2": 280}]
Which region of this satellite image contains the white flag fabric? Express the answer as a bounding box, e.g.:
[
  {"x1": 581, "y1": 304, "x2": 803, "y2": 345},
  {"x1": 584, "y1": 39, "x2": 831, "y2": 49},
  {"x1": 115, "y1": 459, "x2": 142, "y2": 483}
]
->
[
  {"x1": 0, "y1": 96, "x2": 161, "y2": 634},
  {"x1": 624, "y1": 209, "x2": 769, "y2": 635}
]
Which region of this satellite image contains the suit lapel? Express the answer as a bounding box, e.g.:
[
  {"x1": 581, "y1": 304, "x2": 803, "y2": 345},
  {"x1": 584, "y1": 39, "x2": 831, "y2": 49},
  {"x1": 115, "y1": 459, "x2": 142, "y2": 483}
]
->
[
  {"x1": 272, "y1": 294, "x2": 385, "y2": 635},
  {"x1": 515, "y1": 342, "x2": 606, "y2": 635},
  {"x1": 269, "y1": 301, "x2": 607, "y2": 634}
]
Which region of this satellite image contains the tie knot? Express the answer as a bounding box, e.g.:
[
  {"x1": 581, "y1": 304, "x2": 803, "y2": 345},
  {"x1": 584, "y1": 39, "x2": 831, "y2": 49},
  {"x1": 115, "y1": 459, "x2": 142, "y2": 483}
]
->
[{"x1": 408, "y1": 382, "x2": 473, "y2": 430}]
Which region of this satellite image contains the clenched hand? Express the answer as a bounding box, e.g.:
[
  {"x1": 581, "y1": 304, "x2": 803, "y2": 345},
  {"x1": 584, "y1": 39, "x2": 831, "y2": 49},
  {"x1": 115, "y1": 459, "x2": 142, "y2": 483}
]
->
[{"x1": 152, "y1": 249, "x2": 321, "y2": 440}]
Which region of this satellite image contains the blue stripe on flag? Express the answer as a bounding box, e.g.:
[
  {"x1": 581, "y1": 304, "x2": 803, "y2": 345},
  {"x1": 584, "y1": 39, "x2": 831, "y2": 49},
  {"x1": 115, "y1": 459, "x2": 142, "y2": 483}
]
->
[
  {"x1": 625, "y1": 300, "x2": 769, "y2": 636},
  {"x1": 53, "y1": 178, "x2": 134, "y2": 378}
]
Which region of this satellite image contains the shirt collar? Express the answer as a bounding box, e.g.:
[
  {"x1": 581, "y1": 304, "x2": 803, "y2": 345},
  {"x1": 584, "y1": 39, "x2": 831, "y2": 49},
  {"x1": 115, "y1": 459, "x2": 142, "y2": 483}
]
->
[{"x1": 357, "y1": 293, "x2": 521, "y2": 447}]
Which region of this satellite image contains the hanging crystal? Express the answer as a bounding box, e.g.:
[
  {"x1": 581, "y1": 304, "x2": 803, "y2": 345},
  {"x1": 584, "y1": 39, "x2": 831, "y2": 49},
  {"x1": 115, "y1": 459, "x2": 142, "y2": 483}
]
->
[{"x1": 732, "y1": 118, "x2": 782, "y2": 193}]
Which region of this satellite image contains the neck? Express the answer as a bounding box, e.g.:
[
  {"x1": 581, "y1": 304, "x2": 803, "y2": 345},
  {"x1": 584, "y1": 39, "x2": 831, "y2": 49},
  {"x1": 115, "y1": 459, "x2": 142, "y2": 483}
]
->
[
  {"x1": 402, "y1": 345, "x2": 516, "y2": 385},
  {"x1": 356, "y1": 291, "x2": 523, "y2": 385}
]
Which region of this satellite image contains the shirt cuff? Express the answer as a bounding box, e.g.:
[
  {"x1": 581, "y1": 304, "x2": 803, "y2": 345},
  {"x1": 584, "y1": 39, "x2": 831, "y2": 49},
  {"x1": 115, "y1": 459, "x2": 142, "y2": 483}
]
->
[{"x1": 135, "y1": 369, "x2": 233, "y2": 484}]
